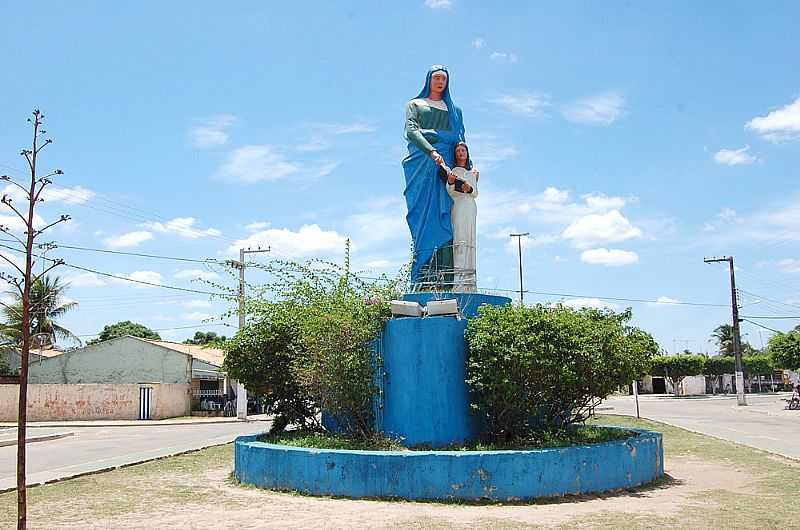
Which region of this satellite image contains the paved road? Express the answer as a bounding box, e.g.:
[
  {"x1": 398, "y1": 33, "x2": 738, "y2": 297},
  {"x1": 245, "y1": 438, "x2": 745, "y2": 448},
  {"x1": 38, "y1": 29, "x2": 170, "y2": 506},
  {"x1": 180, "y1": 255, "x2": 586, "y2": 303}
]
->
[
  {"x1": 602, "y1": 393, "x2": 798, "y2": 459},
  {"x1": 0, "y1": 421, "x2": 270, "y2": 490}
]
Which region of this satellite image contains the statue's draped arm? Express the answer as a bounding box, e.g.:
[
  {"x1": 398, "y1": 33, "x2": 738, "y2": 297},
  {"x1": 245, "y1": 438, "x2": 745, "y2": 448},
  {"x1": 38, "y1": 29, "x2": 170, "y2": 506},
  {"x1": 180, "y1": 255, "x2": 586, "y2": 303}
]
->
[{"x1": 405, "y1": 101, "x2": 436, "y2": 155}]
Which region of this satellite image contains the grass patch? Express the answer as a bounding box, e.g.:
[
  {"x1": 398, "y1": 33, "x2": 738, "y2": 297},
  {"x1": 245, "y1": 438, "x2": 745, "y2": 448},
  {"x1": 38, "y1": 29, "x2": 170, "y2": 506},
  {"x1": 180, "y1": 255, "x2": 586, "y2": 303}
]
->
[{"x1": 258, "y1": 425, "x2": 633, "y2": 451}]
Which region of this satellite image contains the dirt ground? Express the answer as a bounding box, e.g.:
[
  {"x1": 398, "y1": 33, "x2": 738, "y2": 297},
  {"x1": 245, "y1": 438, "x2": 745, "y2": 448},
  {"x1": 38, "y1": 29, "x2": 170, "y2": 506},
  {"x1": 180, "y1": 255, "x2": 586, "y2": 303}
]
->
[{"x1": 0, "y1": 416, "x2": 794, "y2": 529}]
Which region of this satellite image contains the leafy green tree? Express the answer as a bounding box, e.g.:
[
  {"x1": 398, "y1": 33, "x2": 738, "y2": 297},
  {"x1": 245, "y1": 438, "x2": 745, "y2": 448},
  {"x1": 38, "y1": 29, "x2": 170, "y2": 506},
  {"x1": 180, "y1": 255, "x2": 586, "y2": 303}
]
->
[
  {"x1": 770, "y1": 330, "x2": 800, "y2": 370},
  {"x1": 743, "y1": 354, "x2": 774, "y2": 375},
  {"x1": 1, "y1": 275, "x2": 78, "y2": 347},
  {"x1": 650, "y1": 354, "x2": 706, "y2": 395},
  {"x1": 88, "y1": 320, "x2": 161, "y2": 345},
  {"x1": 184, "y1": 331, "x2": 226, "y2": 346},
  {"x1": 466, "y1": 305, "x2": 658, "y2": 441},
  {"x1": 704, "y1": 355, "x2": 735, "y2": 394}
]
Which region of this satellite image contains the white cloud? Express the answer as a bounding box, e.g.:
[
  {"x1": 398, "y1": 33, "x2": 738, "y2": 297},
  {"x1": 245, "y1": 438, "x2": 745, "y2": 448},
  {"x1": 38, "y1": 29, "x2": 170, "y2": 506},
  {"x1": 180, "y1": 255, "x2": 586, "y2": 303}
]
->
[
  {"x1": 229, "y1": 224, "x2": 347, "y2": 259},
  {"x1": 42, "y1": 186, "x2": 95, "y2": 204},
  {"x1": 345, "y1": 197, "x2": 409, "y2": 247},
  {"x1": 424, "y1": 0, "x2": 452, "y2": 8},
  {"x1": 321, "y1": 121, "x2": 377, "y2": 135},
  {"x1": 146, "y1": 217, "x2": 221, "y2": 239},
  {"x1": 490, "y1": 51, "x2": 518, "y2": 63},
  {"x1": 245, "y1": 221, "x2": 270, "y2": 232},
  {"x1": 182, "y1": 300, "x2": 212, "y2": 309},
  {"x1": 65, "y1": 272, "x2": 106, "y2": 287},
  {"x1": 308, "y1": 161, "x2": 339, "y2": 179},
  {"x1": 746, "y1": 97, "x2": 800, "y2": 142},
  {"x1": 467, "y1": 133, "x2": 518, "y2": 168},
  {"x1": 501, "y1": 232, "x2": 558, "y2": 254},
  {"x1": 0, "y1": 208, "x2": 46, "y2": 232},
  {"x1": 0, "y1": 251, "x2": 23, "y2": 271},
  {"x1": 181, "y1": 312, "x2": 213, "y2": 322},
  {"x1": 560, "y1": 297, "x2": 619, "y2": 311},
  {"x1": 651, "y1": 296, "x2": 681, "y2": 306},
  {"x1": 714, "y1": 146, "x2": 757, "y2": 166},
  {"x1": 174, "y1": 269, "x2": 220, "y2": 281},
  {"x1": 490, "y1": 93, "x2": 549, "y2": 117},
  {"x1": 190, "y1": 114, "x2": 237, "y2": 148},
  {"x1": 580, "y1": 248, "x2": 639, "y2": 266},
  {"x1": 472, "y1": 38, "x2": 485, "y2": 49},
  {"x1": 112, "y1": 270, "x2": 163, "y2": 288},
  {"x1": 220, "y1": 144, "x2": 300, "y2": 183},
  {"x1": 562, "y1": 210, "x2": 642, "y2": 248},
  {"x1": 103, "y1": 231, "x2": 153, "y2": 249},
  {"x1": 776, "y1": 259, "x2": 800, "y2": 273},
  {"x1": 562, "y1": 93, "x2": 625, "y2": 125}
]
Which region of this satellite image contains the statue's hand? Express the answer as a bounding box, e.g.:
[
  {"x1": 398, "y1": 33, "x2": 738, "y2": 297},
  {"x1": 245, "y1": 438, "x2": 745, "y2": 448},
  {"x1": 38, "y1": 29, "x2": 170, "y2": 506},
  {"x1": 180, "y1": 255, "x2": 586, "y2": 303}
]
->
[
  {"x1": 447, "y1": 173, "x2": 456, "y2": 184},
  {"x1": 463, "y1": 183, "x2": 473, "y2": 194},
  {"x1": 431, "y1": 151, "x2": 444, "y2": 165}
]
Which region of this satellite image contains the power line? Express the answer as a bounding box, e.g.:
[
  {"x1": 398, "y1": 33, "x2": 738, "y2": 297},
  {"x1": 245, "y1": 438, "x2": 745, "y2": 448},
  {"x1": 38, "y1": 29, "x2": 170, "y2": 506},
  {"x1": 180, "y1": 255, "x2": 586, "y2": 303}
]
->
[
  {"x1": 0, "y1": 243, "x2": 230, "y2": 296},
  {"x1": 741, "y1": 318, "x2": 783, "y2": 334},
  {"x1": 49, "y1": 242, "x2": 227, "y2": 265},
  {"x1": 74, "y1": 322, "x2": 235, "y2": 338}
]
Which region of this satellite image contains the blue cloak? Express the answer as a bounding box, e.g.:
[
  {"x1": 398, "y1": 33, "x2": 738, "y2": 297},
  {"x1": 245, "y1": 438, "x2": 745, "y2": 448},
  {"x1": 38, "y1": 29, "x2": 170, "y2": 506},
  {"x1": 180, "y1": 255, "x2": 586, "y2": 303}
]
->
[{"x1": 402, "y1": 65, "x2": 466, "y2": 283}]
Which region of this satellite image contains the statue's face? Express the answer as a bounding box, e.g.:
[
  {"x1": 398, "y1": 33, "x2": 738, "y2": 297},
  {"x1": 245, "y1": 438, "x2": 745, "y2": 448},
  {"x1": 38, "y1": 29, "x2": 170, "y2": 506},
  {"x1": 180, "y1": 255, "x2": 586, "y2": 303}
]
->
[
  {"x1": 455, "y1": 144, "x2": 468, "y2": 165},
  {"x1": 430, "y1": 71, "x2": 448, "y2": 96}
]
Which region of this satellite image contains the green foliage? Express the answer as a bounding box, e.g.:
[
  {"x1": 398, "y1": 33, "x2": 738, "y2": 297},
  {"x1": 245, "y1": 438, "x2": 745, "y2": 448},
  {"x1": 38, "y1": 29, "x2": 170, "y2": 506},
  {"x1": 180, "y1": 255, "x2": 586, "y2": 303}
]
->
[
  {"x1": 704, "y1": 355, "x2": 735, "y2": 376},
  {"x1": 769, "y1": 330, "x2": 800, "y2": 370},
  {"x1": 0, "y1": 354, "x2": 14, "y2": 376},
  {"x1": 649, "y1": 353, "x2": 706, "y2": 394},
  {"x1": 711, "y1": 324, "x2": 734, "y2": 355},
  {"x1": 223, "y1": 250, "x2": 404, "y2": 439},
  {"x1": 88, "y1": 320, "x2": 161, "y2": 345},
  {"x1": 1, "y1": 275, "x2": 78, "y2": 347},
  {"x1": 183, "y1": 331, "x2": 226, "y2": 346},
  {"x1": 465, "y1": 304, "x2": 657, "y2": 441},
  {"x1": 743, "y1": 354, "x2": 774, "y2": 375},
  {"x1": 259, "y1": 426, "x2": 633, "y2": 451},
  {"x1": 223, "y1": 304, "x2": 314, "y2": 432}
]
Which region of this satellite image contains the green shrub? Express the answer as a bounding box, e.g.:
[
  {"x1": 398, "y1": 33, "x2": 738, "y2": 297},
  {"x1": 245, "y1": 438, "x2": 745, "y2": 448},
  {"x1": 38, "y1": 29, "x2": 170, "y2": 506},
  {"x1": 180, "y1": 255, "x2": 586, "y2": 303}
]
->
[
  {"x1": 222, "y1": 252, "x2": 403, "y2": 439},
  {"x1": 466, "y1": 304, "x2": 657, "y2": 441},
  {"x1": 223, "y1": 304, "x2": 314, "y2": 432}
]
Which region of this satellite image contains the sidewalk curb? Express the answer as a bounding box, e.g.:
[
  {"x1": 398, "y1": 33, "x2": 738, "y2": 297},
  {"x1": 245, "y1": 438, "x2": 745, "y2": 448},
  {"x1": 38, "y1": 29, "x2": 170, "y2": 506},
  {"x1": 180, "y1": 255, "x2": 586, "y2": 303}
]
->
[
  {"x1": 0, "y1": 431, "x2": 74, "y2": 447},
  {"x1": 0, "y1": 418, "x2": 270, "y2": 429},
  {"x1": 0, "y1": 435, "x2": 261, "y2": 495}
]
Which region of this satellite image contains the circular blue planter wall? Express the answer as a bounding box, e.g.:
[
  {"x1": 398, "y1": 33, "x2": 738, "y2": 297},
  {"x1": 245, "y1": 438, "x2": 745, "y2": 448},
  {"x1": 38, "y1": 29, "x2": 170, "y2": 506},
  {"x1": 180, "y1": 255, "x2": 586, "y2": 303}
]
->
[{"x1": 235, "y1": 428, "x2": 664, "y2": 501}]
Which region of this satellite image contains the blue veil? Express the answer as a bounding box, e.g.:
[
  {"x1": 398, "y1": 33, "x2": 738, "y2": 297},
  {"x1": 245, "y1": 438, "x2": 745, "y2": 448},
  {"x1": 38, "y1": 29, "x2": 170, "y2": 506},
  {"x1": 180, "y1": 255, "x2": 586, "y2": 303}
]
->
[{"x1": 403, "y1": 65, "x2": 466, "y2": 283}]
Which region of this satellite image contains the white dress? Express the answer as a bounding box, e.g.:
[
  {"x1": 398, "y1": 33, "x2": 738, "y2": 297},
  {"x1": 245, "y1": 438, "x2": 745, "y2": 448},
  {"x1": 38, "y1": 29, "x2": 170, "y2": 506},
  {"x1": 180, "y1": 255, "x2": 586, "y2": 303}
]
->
[{"x1": 446, "y1": 166, "x2": 478, "y2": 292}]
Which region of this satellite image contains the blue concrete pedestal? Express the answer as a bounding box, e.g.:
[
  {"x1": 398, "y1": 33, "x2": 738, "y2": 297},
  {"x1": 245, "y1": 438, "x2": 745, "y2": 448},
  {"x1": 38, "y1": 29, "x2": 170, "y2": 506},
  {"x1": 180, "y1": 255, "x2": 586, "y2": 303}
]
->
[{"x1": 377, "y1": 292, "x2": 510, "y2": 447}]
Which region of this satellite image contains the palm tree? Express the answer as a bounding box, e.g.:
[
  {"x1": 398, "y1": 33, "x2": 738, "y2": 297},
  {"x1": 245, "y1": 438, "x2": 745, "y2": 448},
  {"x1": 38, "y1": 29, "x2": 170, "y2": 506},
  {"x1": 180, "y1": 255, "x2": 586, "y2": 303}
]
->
[
  {"x1": 711, "y1": 324, "x2": 734, "y2": 355},
  {"x1": 1, "y1": 275, "x2": 78, "y2": 347}
]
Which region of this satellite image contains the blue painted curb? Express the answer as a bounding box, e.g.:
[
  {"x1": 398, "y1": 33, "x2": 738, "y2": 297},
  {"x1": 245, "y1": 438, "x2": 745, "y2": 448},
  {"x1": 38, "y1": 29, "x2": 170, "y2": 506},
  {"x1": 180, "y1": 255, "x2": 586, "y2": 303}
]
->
[{"x1": 234, "y1": 427, "x2": 664, "y2": 501}]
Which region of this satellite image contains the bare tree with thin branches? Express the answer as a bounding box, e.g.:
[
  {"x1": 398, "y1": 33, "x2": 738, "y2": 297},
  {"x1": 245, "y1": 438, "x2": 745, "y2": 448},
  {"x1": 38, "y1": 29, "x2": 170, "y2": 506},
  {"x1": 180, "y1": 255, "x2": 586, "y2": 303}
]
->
[{"x1": 1, "y1": 109, "x2": 70, "y2": 530}]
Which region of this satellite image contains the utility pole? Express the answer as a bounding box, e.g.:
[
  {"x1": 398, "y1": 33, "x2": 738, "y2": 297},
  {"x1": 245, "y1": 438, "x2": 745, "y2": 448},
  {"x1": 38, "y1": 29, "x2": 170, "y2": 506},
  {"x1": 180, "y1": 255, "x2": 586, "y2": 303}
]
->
[
  {"x1": 509, "y1": 232, "x2": 529, "y2": 305},
  {"x1": 228, "y1": 247, "x2": 270, "y2": 419},
  {"x1": 704, "y1": 256, "x2": 746, "y2": 406}
]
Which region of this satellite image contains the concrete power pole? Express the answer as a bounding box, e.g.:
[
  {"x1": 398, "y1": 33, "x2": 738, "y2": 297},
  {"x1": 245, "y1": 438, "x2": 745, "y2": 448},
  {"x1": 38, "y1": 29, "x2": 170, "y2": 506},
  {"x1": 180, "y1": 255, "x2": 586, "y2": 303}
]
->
[
  {"x1": 229, "y1": 247, "x2": 270, "y2": 419},
  {"x1": 704, "y1": 256, "x2": 747, "y2": 406},
  {"x1": 509, "y1": 232, "x2": 529, "y2": 305}
]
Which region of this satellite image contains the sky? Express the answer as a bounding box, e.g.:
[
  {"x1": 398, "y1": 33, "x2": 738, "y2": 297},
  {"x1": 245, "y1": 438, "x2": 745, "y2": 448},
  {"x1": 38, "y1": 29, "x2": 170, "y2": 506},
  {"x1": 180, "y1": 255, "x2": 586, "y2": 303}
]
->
[{"x1": 0, "y1": 1, "x2": 799, "y2": 351}]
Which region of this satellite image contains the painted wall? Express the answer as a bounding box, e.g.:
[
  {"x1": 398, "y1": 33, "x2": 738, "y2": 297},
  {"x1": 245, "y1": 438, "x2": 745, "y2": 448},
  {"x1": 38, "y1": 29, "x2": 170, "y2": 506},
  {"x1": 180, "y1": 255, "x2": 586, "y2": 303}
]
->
[
  {"x1": 0, "y1": 383, "x2": 190, "y2": 421},
  {"x1": 28, "y1": 336, "x2": 192, "y2": 384},
  {"x1": 235, "y1": 428, "x2": 664, "y2": 501},
  {"x1": 381, "y1": 316, "x2": 478, "y2": 446}
]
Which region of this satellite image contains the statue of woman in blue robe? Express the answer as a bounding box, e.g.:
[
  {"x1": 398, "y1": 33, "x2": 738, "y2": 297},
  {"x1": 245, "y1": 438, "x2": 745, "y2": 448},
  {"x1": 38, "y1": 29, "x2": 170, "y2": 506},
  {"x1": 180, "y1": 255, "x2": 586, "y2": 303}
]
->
[{"x1": 403, "y1": 65, "x2": 466, "y2": 289}]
